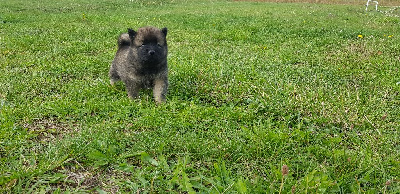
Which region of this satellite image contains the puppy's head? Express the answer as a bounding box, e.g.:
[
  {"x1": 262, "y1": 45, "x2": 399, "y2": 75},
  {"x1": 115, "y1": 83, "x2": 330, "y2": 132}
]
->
[{"x1": 129, "y1": 27, "x2": 168, "y2": 65}]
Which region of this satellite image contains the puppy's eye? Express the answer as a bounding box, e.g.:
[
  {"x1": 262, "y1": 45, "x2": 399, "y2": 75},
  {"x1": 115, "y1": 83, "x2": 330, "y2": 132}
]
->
[{"x1": 157, "y1": 43, "x2": 162, "y2": 47}]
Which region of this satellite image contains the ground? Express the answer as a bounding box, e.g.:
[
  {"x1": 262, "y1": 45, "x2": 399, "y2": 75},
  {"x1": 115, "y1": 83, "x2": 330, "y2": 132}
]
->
[{"x1": 0, "y1": 0, "x2": 399, "y2": 193}]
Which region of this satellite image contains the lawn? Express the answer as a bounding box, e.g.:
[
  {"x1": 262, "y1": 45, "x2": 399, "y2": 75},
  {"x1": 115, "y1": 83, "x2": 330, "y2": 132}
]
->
[{"x1": 1, "y1": 0, "x2": 399, "y2": 193}]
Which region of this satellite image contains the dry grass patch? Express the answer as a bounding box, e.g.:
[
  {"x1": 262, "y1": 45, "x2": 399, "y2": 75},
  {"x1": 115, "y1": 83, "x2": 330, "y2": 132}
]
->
[
  {"x1": 23, "y1": 118, "x2": 80, "y2": 143},
  {"x1": 234, "y1": 0, "x2": 400, "y2": 6},
  {"x1": 52, "y1": 159, "x2": 122, "y2": 193}
]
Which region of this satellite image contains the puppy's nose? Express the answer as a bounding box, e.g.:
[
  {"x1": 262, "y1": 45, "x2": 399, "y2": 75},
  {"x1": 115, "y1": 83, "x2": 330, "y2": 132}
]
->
[{"x1": 149, "y1": 50, "x2": 155, "y2": 55}]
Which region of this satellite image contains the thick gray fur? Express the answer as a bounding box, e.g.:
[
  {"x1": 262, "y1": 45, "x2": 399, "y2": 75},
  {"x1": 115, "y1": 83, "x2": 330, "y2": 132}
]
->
[{"x1": 109, "y1": 26, "x2": 168, "y2": 103}]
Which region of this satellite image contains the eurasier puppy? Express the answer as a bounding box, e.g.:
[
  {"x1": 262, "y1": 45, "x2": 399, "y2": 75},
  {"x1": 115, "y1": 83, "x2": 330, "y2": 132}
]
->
[{"x1": 109, "y1": 26, "x2": 168, "y2": 103}]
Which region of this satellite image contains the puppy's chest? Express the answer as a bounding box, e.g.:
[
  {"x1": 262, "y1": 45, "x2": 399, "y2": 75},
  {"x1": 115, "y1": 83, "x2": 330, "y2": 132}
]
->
[
  {"x1": 134, "y1": 62, "x2": 164, "y2": 75},
  {"x1": 137, "y1": 74, "x2": 157, "y2": 88}
]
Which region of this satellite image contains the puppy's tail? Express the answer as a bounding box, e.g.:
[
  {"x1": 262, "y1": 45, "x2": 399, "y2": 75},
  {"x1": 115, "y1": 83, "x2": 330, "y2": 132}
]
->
[{"x1": 117, "y1": 33, "x2": 131, "y2": 47}]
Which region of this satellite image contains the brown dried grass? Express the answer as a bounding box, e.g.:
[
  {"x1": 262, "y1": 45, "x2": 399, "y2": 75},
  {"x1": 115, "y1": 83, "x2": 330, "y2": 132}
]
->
[
  {"x1": 23, "y1": 118, "x2": 79, "y2": 142},
  {"x1": 234, "y1": 0, "x2": 400, "y2": 6},
  {"x1": 55, "y1": 160, "x2": 121, "y2": 193}
]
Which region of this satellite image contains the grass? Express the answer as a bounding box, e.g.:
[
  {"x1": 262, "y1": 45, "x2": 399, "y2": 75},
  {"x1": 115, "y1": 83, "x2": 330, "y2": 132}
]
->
[
  {"x1": 1, "y1": 0, "x2": 399, "y2": 193},
  {"x1": 237, "y1": 0, "x2": 400, "y2": 6}
]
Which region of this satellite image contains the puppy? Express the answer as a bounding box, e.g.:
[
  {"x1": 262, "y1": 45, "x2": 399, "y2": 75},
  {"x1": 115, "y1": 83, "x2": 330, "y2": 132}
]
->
[{"x1": 109, "y1": 26, "x2": 168, "y2": 103}]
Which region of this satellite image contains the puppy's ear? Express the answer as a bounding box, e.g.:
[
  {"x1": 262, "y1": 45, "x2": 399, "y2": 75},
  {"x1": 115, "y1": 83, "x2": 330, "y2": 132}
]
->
[
  {"x1": 128, "y1": 28, "x2": 136, "y2": 39},
  {"x1": 161, "y1": 27, "x2": 167, "y2": 37}
]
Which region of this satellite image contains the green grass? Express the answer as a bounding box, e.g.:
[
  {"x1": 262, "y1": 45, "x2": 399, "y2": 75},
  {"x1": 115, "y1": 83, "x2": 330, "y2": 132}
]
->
[{"x1": 1, "y1": 0, "x2": 399, "y2": 193}]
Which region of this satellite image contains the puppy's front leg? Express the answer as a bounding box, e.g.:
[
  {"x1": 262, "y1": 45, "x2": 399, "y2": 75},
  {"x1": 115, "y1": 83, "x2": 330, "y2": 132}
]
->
[
  {"x1": 153, "y1": 78, "x2": 168, "y2": 103},
  {"x1": 125, "y1": 80, "x2": 141, "y2": 99}
]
